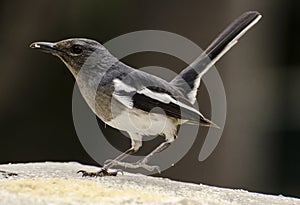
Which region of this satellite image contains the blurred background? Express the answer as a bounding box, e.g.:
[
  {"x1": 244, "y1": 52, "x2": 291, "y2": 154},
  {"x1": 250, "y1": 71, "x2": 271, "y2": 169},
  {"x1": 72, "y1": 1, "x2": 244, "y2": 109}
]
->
[{"x1": 0, "y1": 0, "x2": 299, "y2": 198}]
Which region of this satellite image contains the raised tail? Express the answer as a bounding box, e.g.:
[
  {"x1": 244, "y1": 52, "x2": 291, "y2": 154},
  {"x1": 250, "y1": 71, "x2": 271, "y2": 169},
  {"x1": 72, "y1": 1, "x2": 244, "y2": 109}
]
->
[{"x1": 171, "y1": 11, "x2": 262, "y2": 104}]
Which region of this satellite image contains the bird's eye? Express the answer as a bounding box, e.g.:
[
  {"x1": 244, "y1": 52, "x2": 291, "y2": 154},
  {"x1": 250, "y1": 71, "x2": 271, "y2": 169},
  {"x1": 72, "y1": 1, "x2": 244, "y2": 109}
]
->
[{"x1": 71, "y1": 45, "x2": 83, "y2": 54}]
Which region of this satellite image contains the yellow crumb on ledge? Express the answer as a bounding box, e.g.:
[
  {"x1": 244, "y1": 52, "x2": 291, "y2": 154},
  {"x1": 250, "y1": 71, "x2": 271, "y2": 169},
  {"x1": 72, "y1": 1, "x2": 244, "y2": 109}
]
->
[{"x1": 0, "y1": 178, "x2": 171, "y2": 203}]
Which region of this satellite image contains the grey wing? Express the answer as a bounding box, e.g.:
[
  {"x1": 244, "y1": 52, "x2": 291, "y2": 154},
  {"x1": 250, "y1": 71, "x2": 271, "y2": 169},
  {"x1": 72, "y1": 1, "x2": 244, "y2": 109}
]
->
[{"x1": 112, "y1": 71, "x2": 214, "y2": 126}]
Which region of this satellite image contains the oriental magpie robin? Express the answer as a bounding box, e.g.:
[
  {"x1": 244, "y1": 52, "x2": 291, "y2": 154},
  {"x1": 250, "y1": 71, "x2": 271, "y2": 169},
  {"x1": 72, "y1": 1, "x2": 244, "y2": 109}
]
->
[{"x1": 30, "y1": 11, "x2": 261, "y2": 176}]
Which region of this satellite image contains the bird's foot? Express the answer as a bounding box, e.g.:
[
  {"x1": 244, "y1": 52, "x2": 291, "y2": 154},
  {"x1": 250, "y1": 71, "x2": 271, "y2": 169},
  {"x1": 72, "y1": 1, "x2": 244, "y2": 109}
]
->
[
  {"x1": 77, "y1": 168, "x2": 121, "y2": 177},
  {"x1": 0, "y1": 170, "x2": 18, "y2": 178},
  {"x1": 107, "y1": 160, "x2": 161, "y2": 173}
]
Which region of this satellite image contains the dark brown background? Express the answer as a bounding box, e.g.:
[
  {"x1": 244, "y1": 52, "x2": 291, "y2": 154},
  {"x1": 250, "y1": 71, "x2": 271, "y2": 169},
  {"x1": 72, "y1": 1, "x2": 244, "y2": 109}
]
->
[{"x1": 0, "y1": 0, "x2": 299, "y2": 198}]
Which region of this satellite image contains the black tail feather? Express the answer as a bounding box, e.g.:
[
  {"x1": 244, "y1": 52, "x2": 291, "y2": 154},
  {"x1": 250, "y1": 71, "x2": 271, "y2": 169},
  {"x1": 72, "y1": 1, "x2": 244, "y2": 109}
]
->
[{"x1": 171, "y1": 11, "x2": 262, "y2": 104}]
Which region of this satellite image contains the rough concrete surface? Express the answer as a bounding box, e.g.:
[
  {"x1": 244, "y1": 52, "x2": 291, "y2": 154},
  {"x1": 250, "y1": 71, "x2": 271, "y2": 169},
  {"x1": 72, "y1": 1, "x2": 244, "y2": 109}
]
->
[{"x1": 0, "y1": 162, "x2": 299, "y2": 205}]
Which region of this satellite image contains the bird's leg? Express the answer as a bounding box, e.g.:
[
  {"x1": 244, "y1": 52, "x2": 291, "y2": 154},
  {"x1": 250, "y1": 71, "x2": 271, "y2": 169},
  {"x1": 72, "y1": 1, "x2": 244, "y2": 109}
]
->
[
  {"x1": 77, "y1": 147, "x2": 139, "y2": 177},
  {"x1": 139, "y1": 141, "x2": 171, "y2": 165},
  {"x1": 77, "y1": 134, "x2": 142, "y2": 177},
  {"x1": 110, "y1": 140, "x2": 172, "y2": 173},
  {"x1": 102, "y1": 147, "x2": 137, "y2": 169},
  {"x1": 77, "y1": 148, "x2": 136, "y2": 177},
  {"x1": 103, "y1": 133, "x2": 143, "y2": 168}
]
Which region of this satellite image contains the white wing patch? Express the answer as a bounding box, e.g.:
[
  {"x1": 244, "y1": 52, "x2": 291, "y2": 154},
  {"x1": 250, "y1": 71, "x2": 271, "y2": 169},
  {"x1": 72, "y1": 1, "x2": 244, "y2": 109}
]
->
[
  {"x1": 113, "y1": 79, "x2": 136, "y2": 92},
  {"x1": 112, "y1": 79, "x2": 135, "y2": 108},
  {"x1": 138, "y1": 88, "x2": 202, "y2": 117},
  {"x1": 113, "y1": 79, "x2": 202, "y2": 118},
  {"x1": 137, "y1": 88, "x2": 173, "y2": 104}
]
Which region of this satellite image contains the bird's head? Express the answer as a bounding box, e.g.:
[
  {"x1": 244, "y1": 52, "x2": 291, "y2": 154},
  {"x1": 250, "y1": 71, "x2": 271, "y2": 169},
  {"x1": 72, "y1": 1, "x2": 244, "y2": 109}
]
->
[{"x1": 30, "y1": 38, "x2": 112, "y2": 76}]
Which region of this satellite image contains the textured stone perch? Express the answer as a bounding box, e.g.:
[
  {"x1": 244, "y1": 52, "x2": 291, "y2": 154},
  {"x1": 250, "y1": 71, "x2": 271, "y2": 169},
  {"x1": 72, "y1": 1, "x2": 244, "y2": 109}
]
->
[{"x1": 0, "y1": 162, "x2": 299, "y2": 205}]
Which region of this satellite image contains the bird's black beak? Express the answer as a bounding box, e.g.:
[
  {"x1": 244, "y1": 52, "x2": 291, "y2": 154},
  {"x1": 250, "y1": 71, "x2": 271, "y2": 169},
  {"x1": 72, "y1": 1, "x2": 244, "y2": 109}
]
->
[{"x1": 30, "y1": 42, "x2": 61, "y2": 55}]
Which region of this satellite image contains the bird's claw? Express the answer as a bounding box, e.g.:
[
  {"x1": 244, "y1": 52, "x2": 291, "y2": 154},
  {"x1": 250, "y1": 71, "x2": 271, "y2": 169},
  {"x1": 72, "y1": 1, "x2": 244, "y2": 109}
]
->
[{"x1": 77, "y1": 168, "x2": 120, "y2": 177}]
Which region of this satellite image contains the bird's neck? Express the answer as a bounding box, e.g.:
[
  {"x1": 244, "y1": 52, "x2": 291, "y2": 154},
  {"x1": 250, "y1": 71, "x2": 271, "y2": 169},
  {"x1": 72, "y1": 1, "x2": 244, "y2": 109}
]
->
[{"x1": 70, "y1": 51, "x2": 119, "y2": 113}]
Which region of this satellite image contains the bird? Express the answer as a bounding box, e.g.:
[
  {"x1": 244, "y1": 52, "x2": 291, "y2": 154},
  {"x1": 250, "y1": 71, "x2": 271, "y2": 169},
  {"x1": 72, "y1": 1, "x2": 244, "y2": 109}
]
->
[{"x1": 30, "y1": 11, "x2": 261, "y2": 177}]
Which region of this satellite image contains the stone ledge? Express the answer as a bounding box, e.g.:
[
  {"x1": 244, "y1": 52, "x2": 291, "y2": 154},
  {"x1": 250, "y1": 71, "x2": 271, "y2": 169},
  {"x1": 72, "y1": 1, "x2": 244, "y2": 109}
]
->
[{"x1": 0, "y1": 162, "x2": 299, "y2": 205}]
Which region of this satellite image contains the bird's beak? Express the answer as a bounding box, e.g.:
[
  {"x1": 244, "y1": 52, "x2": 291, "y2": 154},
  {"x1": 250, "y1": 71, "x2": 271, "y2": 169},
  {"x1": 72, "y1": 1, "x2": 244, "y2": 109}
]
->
[{"x1": 30, "y1": 42, "x2": 61, "y2": 55}]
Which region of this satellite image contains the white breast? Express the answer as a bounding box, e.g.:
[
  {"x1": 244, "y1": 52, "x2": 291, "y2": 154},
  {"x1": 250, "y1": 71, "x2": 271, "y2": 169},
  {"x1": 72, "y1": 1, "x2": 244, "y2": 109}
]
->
[{"x1": 107, "y1": 108, "x2": 178, "y2": 139}]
